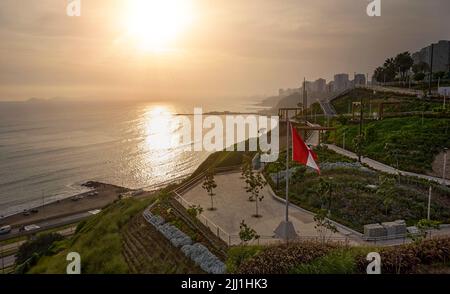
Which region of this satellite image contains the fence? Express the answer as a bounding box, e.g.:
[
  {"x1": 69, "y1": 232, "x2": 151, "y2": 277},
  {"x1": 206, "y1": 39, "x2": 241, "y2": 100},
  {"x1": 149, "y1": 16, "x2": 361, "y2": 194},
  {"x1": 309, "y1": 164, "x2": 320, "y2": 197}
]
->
[{"x1": 174, "y1": 192, "x2": 233, "y2": 245}]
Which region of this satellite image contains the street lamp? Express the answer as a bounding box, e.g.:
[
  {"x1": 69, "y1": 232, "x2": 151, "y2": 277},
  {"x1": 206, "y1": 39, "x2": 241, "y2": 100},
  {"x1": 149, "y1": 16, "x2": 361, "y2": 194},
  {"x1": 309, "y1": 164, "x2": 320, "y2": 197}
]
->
[{"x1": 443, "y1": 147, "x2": 448, "y2": 185}]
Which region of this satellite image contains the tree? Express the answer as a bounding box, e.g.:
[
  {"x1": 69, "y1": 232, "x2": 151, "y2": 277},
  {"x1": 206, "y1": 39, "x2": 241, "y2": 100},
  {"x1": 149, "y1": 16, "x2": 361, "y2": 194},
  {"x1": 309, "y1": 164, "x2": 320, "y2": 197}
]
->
[
  {"x1": 241, "y1": 155, "x2": 253, "y2": 190},
  {"x1": 15, "y1": 233, "x2": 64, "y2": 266},
  {"x1": 239, "y1": 220, "x2": 260, "y2": 244},
  {"x1": 353, "y1": 134, "x2": 365, "y2": 162},
  {"x1": 246, "y1": 172, "x2": 266, "y2": 217},
  {"x1": 412, "y1": 219, "x2": 441, "y2": 242},
  {"x1": 187, "y1": 204, "x2": 203, "y2": 218},
  {"x1": 202, "y1": 169, "x2": 218, "y2": 211},
  {"x1": 414, "y1": 72, "x2": 426, "y2": 82},
  {"x1": 412, "y1": 61, "x2": 429, "y2": 74},
  {"x1": 434, "y1": 71, "x2": 446, "y2": 81},
  {"x1": 384, "y1": 143, "x2": 401, "y2": 181},
  {"x1": 394, "y1": 52, "x2": 414, "y2": 82},
  {"x1": 376, "y1": 176, "x2": 396, "y2": 216},
  {"x1": 316, "y1": 177, "x2": 333, "y2": 214},
  {"x1": 314, "y1": 209, "x2": 338, "y2": 244}
]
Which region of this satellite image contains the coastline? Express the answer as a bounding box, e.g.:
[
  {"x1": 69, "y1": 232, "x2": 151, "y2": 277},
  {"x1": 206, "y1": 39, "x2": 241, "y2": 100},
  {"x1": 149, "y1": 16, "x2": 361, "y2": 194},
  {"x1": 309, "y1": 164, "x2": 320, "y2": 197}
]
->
[{"x1": 0, "y1": 182, "x2": 130, "y2": 228}]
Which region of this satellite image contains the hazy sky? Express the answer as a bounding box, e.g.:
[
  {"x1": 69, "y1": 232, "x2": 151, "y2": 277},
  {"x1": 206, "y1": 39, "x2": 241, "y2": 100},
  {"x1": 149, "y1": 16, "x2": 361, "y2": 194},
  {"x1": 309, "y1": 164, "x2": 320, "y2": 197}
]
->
[{"x1": 0, "y1": 0, "x2": 449, "y2": 102}]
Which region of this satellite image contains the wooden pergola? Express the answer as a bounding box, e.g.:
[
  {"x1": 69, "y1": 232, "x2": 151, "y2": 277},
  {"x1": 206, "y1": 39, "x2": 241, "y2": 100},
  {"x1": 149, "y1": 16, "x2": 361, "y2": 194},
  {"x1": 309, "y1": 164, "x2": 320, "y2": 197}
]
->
[
  {"x1": 378, "y1": 101, "x2": 401, "y2": 120},
  {"x1": 293, "y1": 125, "x2": 337, "y2": 145}
]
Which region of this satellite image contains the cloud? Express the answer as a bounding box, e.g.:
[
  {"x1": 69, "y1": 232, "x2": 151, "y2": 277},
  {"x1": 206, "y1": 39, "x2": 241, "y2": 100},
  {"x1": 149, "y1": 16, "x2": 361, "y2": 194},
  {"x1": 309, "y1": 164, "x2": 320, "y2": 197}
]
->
[{"x1": 0, "y1": 0, "x2": 449, "y2": 101}]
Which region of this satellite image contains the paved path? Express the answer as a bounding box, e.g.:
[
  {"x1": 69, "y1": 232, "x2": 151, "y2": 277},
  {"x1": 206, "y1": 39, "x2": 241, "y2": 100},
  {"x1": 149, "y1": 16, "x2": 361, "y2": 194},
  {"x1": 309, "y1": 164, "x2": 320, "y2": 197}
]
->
[
  {"x1": 325, "y1": 144, "x2": 449, "y2": 186},
  {"x1": 179, "y1": 172, "x2": 355, "y2": 245}
]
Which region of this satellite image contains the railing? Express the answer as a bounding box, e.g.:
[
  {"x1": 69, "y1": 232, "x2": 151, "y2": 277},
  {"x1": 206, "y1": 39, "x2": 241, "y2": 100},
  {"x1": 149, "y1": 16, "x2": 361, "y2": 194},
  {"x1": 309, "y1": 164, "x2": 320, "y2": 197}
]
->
[
  {"x1": 174, "y1": 192, "x2": 233, "y2": 245},
  {"x1": 363, "y1": 233, "x2": 408, "y2": 242},
  {"x1": 226, "y1": 234, "x2": 352, "y2": 246}
]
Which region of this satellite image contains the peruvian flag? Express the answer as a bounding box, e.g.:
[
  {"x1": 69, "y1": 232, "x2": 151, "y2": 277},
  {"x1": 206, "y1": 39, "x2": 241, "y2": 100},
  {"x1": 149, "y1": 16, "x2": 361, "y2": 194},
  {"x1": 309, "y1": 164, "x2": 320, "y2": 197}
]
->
[{"x1": 291, "y1": 124, "x2": 321, "y2": 174}]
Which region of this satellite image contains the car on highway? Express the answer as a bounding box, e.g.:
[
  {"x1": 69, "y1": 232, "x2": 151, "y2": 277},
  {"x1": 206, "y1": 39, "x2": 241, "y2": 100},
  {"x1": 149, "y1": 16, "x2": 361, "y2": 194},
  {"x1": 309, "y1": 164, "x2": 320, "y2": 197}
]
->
[
  {"x1": 24, "y1": 224, "x2": 40, "y2": 232},
  {"x1": 0, "y1": 225, "x2": 12, "y2": 235}
]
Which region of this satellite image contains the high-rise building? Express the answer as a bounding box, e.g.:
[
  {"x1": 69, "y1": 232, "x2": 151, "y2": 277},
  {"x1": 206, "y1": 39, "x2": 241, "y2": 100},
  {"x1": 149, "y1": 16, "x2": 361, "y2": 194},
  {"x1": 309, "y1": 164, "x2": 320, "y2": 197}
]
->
[
  {"x1": 313, "y1": 78, "x2": 327, "y2": 92},
  {"x1": 333, "y1": 73, "x2": 349, "y2": 91},
  {"x1": 304, "y1": 81, "x2": 314, "y2": 93},
  {"x1": 327, "y1": 81, "x2": 334, "y2": 92},
  {"x1": 412, "y1": 40, "x2": 450, "y2": 73},
  {"x1": 354, "y1": 74, "x2": 366, "y2": 86}
]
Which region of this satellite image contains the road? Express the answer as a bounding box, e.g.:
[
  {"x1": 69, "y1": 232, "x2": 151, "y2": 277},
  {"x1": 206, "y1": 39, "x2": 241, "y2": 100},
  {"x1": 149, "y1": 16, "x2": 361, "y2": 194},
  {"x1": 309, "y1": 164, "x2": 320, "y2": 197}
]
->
[
  {"x1": 0, "y1": 226, "x2": 76, "y2": 271},
  {"x1": 0, "y1": 210, "x2": 97, "y2": 242},
  {"x1": 325, "y1": 144, "x2": 450, "y2": 186}
]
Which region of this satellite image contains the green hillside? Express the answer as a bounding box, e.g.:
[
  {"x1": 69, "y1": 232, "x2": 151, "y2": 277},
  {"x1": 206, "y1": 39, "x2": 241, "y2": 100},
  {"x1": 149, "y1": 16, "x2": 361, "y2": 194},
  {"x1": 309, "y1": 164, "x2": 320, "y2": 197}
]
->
[
  {"x1": 26, "y1": 198, "x2": 153, "y2": 274},
  {"x1": 331, "y1": 88, "x2": 444, "y2": 115},
  {"x1": 329, "y1": 116, "x2": 449, "y2": 174}
]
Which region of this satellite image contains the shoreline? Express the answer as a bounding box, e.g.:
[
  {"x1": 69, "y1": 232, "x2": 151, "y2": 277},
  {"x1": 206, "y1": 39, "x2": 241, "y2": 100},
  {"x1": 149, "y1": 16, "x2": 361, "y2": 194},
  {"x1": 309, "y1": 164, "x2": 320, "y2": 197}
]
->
[{"x1": 0, "y1": 181, "x2": 131, "y2": 228}]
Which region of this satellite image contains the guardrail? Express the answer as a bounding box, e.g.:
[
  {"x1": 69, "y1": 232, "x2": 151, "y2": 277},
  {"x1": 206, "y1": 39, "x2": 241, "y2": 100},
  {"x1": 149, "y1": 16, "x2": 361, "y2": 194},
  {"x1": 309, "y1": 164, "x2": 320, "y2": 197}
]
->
[
  {"x1": 174, "y1": 192, "x2": 233, "y2": 245},
  {"x1": 363, "y1": 233, "x2": 408, "y2": 242}
]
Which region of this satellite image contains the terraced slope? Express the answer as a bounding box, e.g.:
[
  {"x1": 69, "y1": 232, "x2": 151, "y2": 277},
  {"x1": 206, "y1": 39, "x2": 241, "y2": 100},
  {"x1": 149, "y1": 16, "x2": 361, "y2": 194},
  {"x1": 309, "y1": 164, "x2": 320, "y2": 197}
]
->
[{"x1": 122, "y1": 214, "x2": 204, "y2": 274}]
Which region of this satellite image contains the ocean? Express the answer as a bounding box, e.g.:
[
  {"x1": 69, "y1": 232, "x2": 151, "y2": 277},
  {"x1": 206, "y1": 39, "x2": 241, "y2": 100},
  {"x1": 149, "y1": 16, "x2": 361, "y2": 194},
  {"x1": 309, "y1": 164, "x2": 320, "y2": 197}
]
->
[{"x1": 0, "y1": 99, "x2": 265, "y2": 217}]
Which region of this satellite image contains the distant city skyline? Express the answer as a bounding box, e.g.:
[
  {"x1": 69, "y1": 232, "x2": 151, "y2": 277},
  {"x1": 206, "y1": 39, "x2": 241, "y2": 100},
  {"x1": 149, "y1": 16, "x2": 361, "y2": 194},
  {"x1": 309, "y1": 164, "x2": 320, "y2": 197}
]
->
[{"x1": 1, "y1": 0, "x2": 450, "y2": 101}]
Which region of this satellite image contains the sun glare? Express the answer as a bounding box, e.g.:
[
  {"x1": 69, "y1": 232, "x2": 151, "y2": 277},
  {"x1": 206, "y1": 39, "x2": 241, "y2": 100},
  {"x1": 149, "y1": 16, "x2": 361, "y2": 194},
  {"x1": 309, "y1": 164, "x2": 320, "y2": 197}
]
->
[{"x1": 124, "y1": 0, "x2": 194, "y2": 52}]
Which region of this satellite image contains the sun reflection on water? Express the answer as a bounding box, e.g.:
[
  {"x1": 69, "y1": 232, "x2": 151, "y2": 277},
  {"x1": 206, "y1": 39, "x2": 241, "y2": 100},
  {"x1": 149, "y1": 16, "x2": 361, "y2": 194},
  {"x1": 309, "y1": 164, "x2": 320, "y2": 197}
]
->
[{"x1": 144, "y1": 105, "x2": 175, "y2": 150}]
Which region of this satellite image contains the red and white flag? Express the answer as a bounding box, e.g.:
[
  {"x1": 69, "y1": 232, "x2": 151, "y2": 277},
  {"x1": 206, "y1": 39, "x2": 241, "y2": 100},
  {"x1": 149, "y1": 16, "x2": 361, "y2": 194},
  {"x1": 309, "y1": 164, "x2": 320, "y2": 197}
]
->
[{"x1": 291, "y1": 124, "x2": 320, "y2": 174}]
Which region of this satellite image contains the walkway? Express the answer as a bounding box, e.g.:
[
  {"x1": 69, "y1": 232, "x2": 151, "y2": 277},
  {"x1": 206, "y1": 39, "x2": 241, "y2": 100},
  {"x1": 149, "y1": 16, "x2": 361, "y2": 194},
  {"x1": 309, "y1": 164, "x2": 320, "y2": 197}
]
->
[{"x1": 325, "y1": 144, "x2": 449, "y2": 186}]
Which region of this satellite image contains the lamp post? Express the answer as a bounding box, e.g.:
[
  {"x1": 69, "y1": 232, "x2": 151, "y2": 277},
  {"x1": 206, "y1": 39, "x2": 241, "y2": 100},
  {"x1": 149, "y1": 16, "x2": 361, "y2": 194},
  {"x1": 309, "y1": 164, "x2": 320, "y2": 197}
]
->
[
  {"x1": 427, "y1": 186, "x2": 432, "y2": 220},
  {"x1": 443, "y1": 147, "x2": 448, "y2": 185}
]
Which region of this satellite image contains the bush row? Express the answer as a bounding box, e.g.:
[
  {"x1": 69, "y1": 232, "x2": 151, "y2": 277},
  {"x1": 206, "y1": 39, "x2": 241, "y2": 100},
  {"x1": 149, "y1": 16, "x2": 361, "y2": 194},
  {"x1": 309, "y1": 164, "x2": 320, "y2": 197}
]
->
[
  {"x1": 236, "y1": 241, "x2": 339, "y2": 274},
  {"x1": 355, "y1": 237, "x2": 450, "y2": 274},
  {"x1": 142, "y1": 209, "x2": 225, "y2": 274}
]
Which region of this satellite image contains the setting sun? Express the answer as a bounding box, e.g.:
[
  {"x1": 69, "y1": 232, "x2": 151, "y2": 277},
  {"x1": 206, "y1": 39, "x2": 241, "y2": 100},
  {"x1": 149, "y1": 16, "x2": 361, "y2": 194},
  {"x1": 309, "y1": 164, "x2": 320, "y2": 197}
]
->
[{"x1": 124, "y1": 0, "x2": 194, "y2": 52}]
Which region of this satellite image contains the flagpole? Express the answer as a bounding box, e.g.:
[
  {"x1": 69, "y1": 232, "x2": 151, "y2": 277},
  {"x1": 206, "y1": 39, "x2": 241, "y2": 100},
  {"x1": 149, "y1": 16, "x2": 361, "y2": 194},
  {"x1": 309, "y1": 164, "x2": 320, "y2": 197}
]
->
[
  {"x1": 285, "y1": 119, "x2": 290, "y2": 224},
  {"x1": 274, "y1": 118, "x2": 298, "y2": 241}
]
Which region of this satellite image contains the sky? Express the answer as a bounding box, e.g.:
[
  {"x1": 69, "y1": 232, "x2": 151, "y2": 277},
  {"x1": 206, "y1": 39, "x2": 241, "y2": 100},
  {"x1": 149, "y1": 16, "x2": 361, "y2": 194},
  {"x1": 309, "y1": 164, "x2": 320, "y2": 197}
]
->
[{"x1": 0, "y1": 0, "x2": 449, "y2": 102}]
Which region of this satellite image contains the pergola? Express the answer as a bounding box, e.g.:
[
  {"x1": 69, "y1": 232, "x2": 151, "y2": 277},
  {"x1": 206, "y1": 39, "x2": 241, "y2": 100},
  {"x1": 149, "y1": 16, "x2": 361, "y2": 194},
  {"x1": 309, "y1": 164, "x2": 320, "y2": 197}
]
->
[
  {"x1": 293, "y1": 125, "x2": 337, "y2": 145},
  {"x1": 378, "y1": 101, "x2": 401, "y2": 120}
]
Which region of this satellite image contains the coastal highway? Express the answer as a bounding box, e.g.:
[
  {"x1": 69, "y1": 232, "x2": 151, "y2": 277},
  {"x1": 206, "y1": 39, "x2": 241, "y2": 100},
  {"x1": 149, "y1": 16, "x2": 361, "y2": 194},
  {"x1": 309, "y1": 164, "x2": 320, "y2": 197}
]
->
[
  {"x1": 0, "y1": 209, "x2": 99, "y2": 242},
  {"x1": 1, "y1": 226, "x2": 76, "y2": 271}
]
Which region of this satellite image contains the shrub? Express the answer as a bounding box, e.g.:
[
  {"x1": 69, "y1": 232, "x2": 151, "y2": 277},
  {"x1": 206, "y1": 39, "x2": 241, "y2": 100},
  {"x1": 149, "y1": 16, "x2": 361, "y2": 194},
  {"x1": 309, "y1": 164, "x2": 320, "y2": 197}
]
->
[
  {"x1": 236, "y1": 241, "x2": 339, "y2": 274},
  {"x1": 226, "y1": 245, "x2": 263, "y2": 273},
  {"x1": 290, "y1": 248, "x2": 357, "y2": 274},
  {"x1": 15, "y1": 233, "x2": 64, "y2": 265},
  {"x1": 355, "y1": 237, "x2": 450, "y2": 274}
]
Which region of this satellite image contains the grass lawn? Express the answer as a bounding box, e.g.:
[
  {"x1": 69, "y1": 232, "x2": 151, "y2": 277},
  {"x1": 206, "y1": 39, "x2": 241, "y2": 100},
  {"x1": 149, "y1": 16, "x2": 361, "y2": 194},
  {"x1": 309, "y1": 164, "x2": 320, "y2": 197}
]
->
[
  {"x1": 329, "y1": 116, "x2": 450, "y2": 174},
  {"x1": 331, "y1": 88, "x2": 443, "y2": 115}
]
